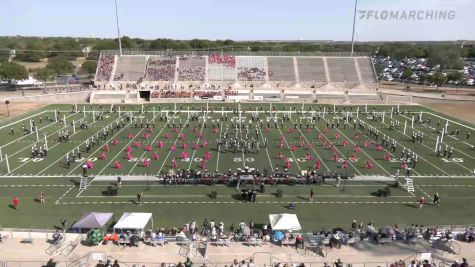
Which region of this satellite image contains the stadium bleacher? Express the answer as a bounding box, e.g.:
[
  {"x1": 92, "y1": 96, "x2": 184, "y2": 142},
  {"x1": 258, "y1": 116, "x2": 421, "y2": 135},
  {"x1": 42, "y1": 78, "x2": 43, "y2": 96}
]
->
[
  {"x1": 326, "y1": 57, "x2": 360, "y2": 83},
  {"x1": 208, "y1": 54, "x2": 237, "y2": 81},
  {"x1": 114, "y1": 56, "x2": 147, "y2": 82},
  {"x1": 95, "y1": 53, "x2": 379, "y2": 100},
  {"x1": 267, "y1": 57, "x2": 296, "y2": 82},
  {"x1": 144, "y1": 56, "x2": 177, "y2": 81},
  {"x1": 95, "y1": 55, "x2": 116, "y2": 82},
  {"x1": 237, "y1": 56, "x2": 267, "y2": 81},
  {"x1": 177, "y1": 56, "x2": 206, "y2": 81},
  {"x1": 297, "y1": 57, "x2": 327, "y2": 82},
  {"x1": 357, "y1": 57, "x2": 378, "y2": 83}
]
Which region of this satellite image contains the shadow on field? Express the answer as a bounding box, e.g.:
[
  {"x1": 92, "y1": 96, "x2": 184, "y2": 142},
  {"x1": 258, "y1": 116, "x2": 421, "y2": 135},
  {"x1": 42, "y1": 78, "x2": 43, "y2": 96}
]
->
[
  {"x1": 403, "y1": 203, "x2": 417, "y2": 209},
  {"x1": 231, "y1": 194, "x2": 244, "y2": 201},
  {"x1": 70, "y1": 179, "x2": 80, "y2": 188}
]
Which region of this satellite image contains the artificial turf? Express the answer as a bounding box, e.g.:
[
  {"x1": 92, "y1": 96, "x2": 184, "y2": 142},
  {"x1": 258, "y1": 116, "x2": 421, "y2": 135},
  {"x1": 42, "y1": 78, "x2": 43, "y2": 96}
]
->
[{"x1": 0, "y1": 103, "x2": 474, "y2": 230}]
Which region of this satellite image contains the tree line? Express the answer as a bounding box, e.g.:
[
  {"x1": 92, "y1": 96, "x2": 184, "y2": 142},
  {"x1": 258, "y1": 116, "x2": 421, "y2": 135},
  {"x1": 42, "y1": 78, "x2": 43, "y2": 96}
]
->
[{"x1": 0, "y1": 36, "x2": 474, "y2": 82}]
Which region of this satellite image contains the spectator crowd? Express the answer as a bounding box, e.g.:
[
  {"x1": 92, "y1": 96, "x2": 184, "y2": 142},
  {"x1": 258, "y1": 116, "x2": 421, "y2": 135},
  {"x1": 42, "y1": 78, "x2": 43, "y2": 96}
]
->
[
  {"x1": 96, "y1": 55, "x2": 115, "y2": 82},
  {"x1": 154, "y1": 90, "x2": 192, "y2": 98},
  {"x1": 209, "y1": 54, "x2": 236, "y2": 68},
  {"x1": 145, "y1": 58, "x2": 176, "y2": 81},
  {"x1": 193, "y1": 90, "x2": 222, "y2": 98},
  {"x1": 177, "y1": 56, "x2": 206, "y2": 81},
  {"x1": 238, "y1": 67, "x2": 267, "y2": 81}
]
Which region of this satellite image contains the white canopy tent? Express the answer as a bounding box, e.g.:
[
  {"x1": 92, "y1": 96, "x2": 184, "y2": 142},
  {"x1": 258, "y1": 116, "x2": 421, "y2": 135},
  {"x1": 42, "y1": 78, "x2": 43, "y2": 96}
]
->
[
  {"x1": 113, "y1": 212, "x2": 153, "y2": 230},
  {"x1": 269, "y1": 213, "x2": 302, "y2": 231}
]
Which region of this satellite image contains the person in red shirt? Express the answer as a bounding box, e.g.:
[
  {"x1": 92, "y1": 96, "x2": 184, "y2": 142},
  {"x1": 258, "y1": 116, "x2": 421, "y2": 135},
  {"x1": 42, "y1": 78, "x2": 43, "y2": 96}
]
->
[
  {"x1": 295, "y1": 234, "x2": 304, "y2": 249},
  {"x1": 12, "y1": 196, "x2": 19, "y2": 209}
]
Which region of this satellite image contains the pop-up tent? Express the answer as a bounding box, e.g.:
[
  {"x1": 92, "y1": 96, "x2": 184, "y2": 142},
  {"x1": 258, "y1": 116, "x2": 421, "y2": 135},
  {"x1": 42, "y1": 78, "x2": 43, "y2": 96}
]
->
[
  {"x1": 72, "y1": 212, "x2": 113, "y2": 229},
  {"x1": 113, "y1": 212, "x2": 153, "y2": 230},
  {"x1": 269, "y1": 214, "x2": 301, "y2": 231}
]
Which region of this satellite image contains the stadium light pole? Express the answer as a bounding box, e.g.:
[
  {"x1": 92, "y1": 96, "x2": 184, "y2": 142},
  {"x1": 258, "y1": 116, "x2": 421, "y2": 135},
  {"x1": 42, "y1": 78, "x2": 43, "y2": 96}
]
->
[
  {"x1": 115, "y1": 0, "x2": 123, "y2": 56},
  {"x1": 350, "y1": 0, "x2": 358, "y2": 56}
]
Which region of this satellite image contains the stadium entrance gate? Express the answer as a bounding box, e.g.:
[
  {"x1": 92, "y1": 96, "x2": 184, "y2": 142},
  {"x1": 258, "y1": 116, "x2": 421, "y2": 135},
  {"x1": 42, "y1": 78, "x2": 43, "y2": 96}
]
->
[{"x1": 139, "y1": 90, "x2": 150, "y2": 101}]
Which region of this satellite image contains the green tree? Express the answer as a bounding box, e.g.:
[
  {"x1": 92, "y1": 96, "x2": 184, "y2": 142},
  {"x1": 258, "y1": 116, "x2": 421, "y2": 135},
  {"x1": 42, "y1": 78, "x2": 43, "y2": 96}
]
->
[
  {"x1": 446, "y1": 71, "x2": 464, "y2": 83},
  {"x1": 81, "y1": 60, "x2": 98, "y2": 74},
  {"x1": 402, "y1": 69, "x2": 414, "y2": 79},
  {"x1": 430, "y1": 72, "x2": 447, "y2": 86},
  {"x1": 118, "y1": 36, "x2": 137, "y2": 49},
  {"x1": 51, "y1": 38, "x2": 82, "y2": 59},
  {"x1": 92, "y1": 39, "x2": 118, "y2": 51},
  {"x1": 35, "y1": 67, "x2": 55, "y2": 81},
  {"x1": 47, "y1": 56, "x2": 74, "y2": 75},
  {"x1": 15, "y1": 39, "x2": 48, "y2": 62},
  {"x1": 0, "y1": 61, "x2": 28, "y2": 80}
]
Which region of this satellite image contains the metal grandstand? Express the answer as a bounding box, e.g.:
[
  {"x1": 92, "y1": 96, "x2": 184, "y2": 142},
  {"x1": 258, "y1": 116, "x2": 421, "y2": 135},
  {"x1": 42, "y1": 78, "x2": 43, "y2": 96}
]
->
[{"x1": 94, "y1": 50, "x2": 380, "y2": 103}]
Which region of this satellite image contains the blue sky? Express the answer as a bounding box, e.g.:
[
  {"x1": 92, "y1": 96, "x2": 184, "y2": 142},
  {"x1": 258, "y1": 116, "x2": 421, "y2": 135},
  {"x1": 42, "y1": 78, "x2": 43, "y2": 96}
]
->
[{"x1": 0, "y1": 0, "x2": 473, "y2": 41}]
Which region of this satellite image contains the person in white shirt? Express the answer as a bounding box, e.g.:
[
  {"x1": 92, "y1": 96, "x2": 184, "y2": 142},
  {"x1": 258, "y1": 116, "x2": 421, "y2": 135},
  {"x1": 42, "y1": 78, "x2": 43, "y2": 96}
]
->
[
  {"x1": 248, "y1": 259, "x2": 256, "y2": 267},
  {"x1": 211, "y1": 227, "x2": 217, "y2": 238},
  {"x1": 219, "y1": 222, "x2": 224, "y2": 234}
]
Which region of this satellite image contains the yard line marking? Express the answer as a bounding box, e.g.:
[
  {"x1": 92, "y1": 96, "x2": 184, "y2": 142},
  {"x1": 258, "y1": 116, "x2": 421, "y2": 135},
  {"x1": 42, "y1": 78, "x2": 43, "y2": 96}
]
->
[
  {"x1": 75, "y1": 193, "x2": 414, "y2": 199},
  {"x1": 350, "y1": 119, "x2": 420, "y2": 176},
  {"x1": 360, "y1": 116, "x2": 450, "y2": 176},
  {"x1": 0, "y1": 111, "x2": 79, "y2": 167},
  {"x1": 389, "y1": 115, "x2": 472, "y2": 173},
  {"x1": 187, "y1": 113, "x2": 208, "y2": 170},
  {"x1": 1, "y1": 112, "x2": 54, "y2": 149},
  {"x1": 426, "y1": 112, "x2": 475, "y2": 131},
  {"x1": 127, "y1": 113, "x2": 170, "y2": 175},
  {"x1": 66, "y1": 111, "x2": 147, "y2": 176},
  {"x1": 55, "y1": 200, "x2": 421, "y2": 205},
  {"x1": 0, "y1": 175, "x2": 80, "y2": 178},
  {"x1": 36, "y1": 114, "x2": 120, "y2": 176},
  {"x1": 55, "y1": 185, "x2": 75, "y2": 204},
  {"x1": 271, "y1": 113, "x2": 302, "y2": 172},
  {"x1": 326, "y1": 116, "x2": 391, "y2": 176},
  {"x1": 90, "y1": 121, "x2": 153, "y2": 175},
  {"x1": 215, "y1": 117, "x2": 224, "y2": 172},
  {"x1": 0, "y1": 110, "x2": 48, "y2": 131},
  {"x1": 8, "y1": 114, "x2": 107, "y2": 174},
  {"x1": 416, "y1": 186, "x2": 434, "y2": 201},
  {"x1": 258, "y1": 118, "x2": 275, "y2": 172},
  {"x1": 288, "y1": 117, "x2": 329, "y2": 172},
  {"x1": 397, "y1": 113, "x2": 475, "y2": 161},
  {"x1": 312, "y1": 117, "x2": 362, "y2": 175},
  {"x1": 156, "y1": 115, "x2": 191, "y2": 175},
  {"x1": 237, "y1": 113, "x2": 246, "y2": 168}
]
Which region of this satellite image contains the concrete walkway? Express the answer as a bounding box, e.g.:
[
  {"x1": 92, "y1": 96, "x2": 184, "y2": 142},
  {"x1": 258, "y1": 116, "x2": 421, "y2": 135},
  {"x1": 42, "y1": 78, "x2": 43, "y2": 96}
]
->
[{"x1": 0, "y1": 234, "x2": 473, "y2": 267}]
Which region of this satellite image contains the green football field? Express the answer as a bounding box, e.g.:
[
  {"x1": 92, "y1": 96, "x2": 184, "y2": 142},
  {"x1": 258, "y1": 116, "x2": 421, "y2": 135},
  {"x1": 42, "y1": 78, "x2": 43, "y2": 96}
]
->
[{"x1": 0, "y1": 103, "x2": 474, "y2": 230}]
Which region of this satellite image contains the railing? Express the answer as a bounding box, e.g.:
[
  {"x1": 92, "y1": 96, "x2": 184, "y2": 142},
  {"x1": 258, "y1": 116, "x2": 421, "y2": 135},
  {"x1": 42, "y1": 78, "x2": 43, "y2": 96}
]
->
[
  {"x1": 448, "y1": 239, "x2": 461, "y2": 255},
  {"x1": 2, "y1": 261, "x2": 71, "y2": 267},
  {"x1": 2, "y1": 224, "x2": 475, "y2": 242},
  {"x1": 102, "y1": 50, "x2": 371, "y2": 57},
  {"x1": 1, "y1": 258, "x2": 472, "y2": 267}
]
